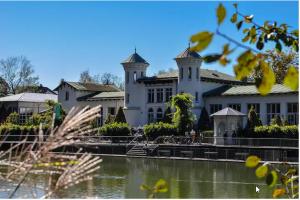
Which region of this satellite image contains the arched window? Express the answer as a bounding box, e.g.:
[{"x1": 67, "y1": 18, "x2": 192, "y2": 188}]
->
[
  {"x1": 65, "y1": 91, "x2": 69, "y2": 101},
  {"x1": 196, "y1": 67, "x2": 199, "y2": 80},
  {"x1": 156, "y1": 108, "x2": 163, "y2": 122},
  {"x1": 195, "y1": 92, "x2": 199, "y2": 102},
  {"x1": 180, "y1": 68, "x2": 184, "y2": 80},
  {"x1": 148, "y1": 108, "x2": 154, "y2": 123},
  {"x1": 133, "y1": 71, "x2": 137, "y2": 83},
  {"x1": 188, "y1": 67, "x2": 192, "y2": 80}
]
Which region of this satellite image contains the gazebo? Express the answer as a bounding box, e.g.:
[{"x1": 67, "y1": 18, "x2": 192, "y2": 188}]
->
[{"x1": 210, "y1": 107, "x2": 246, "y2": 145}]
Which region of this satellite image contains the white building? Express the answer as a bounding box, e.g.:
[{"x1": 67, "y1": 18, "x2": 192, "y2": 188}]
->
[
  {"x1": 56, "y1": 48, "x2": 298, "y2": 128},
  {"x1": 122, "y1": 48, "x2": 298, "y2": 127},
  {"x1": 54, "y1": 81, "x2": 124, "y2": 126}
]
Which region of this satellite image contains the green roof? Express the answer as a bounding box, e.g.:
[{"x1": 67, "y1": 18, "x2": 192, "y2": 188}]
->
[
  {"x1": 54, "y1": 81, "x2": 120, "y2": 92},
  {"x1": 203, "y1": 84, "x2": 298, "y2": 97}
]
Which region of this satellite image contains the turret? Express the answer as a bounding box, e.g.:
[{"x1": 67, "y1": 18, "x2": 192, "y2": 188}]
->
[
  {"x1": 174, "y1": 47, "x2": 202, "y2": 105},
  {"x1": 121, "y1": 49, "x2": 149, "y2": 126}
]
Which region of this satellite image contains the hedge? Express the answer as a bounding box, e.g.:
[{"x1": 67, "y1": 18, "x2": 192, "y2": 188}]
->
[
  {"x1": 201, "y1": 130, "x2": 214, "y2": 137},
  {"x1": 143, "y1": 122, "x2": 178, "y2": 140},
  {"x1": 98, "y1": 122, "x2": 131, "y2": 136},
  {"x1": 0, "y1": 124, "x2": 50, "y2": 135},
  {"x1": 253, "y1": 125, "x2": 298, "y2": 139}
]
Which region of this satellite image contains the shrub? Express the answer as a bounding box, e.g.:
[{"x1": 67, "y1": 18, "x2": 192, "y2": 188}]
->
[
  {"x1": 5, "y1": 112, "x2": 20, "y2": 125},
  {"x1": 198, "y1": 107, "x2": 211, "y2": 131},
  {"x1": 98, "y1": 122, "x2": 131, "y2": 136},
  {"x1": 162, "y1": 107, "x2": 173, "y2": 124},
  {"x1": 105, "y1": 114, "x2": 115, "y2": 124},
  {"x1": 114, "y1": 107, "x2": 127, "y2": 123},
  {"x1": 201, "y1": 130, "x2": 214, "y2": 138},
  {"x1": 143, "y1": 122, "x2": 178, "y2": 140},
  {"x1": 270, "y1": 116, "x2": 283, "y2": 126},
  {"x1": 246, "y1": 106, "x2": 262, "y2": 131},
  {"x1": 253, "y1": 125, "x2": 298, "y2": 139}
]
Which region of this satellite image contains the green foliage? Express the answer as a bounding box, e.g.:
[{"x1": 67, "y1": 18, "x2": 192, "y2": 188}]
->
[
  {"x1": 5, "y1": 112, "x2": 19, "y2": 125},
  {"x1": 98, "y1": 122, "x2": 131, "y2": 136},
  {"x1": 246, "y1": 155, "x2": 298, "y2": 198},
  {"x1": 190, "y1": 3, "x2": 299, "y2": 95},
  {"x1": 104, "y1": 114, "x2": 115, "y2": 124},
  {"x1": 140, "y1": 179, "x2": 168, "y2": 198},
  {"x1": 270, "y1": 115, "x2": 282, "y2": 126},
  {"x1": 198, "y1": 107, "x2": 211, "y2": 131},
  {"x1": 162, "y1": 107, "x2": 172, "y2": 124},
  {"x1": 201, "y1": 130, "x2": 214, "y2": 138},
  {"x1": 253, "y1": 125, "x2": 298, "y2": 138},
  {"x1": 246, "y1": 106, "x2": 262, "y2": 131},
  {"x1": 114, "y1": 107, "x2": 127, "y2": 123},
  {"x1": 0, "y1": 124, "x2": 49, "y2": 136},
  {"x1": 143, "y1": 122, "x2": 178, "y2": 140},
  {"x1": 26, "y1": 113, "x2": 53, "y2": 126},
  {"x1": 170, "y1": 93, "x2": 196, "y2": 134}
]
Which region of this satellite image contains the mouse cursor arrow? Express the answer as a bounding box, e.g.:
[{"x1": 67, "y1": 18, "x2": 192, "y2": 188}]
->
[{"x1": 256, "y1": 186, "x2": 260, "y2": 193}]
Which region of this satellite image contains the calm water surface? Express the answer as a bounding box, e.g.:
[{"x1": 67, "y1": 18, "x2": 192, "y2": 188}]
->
[{"x1": 1, "y1": 156, "x2": 275, "y2": 198}]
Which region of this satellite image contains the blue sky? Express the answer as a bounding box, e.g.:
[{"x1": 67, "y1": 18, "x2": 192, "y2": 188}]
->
[{"x1": 0, "y1": 1, "x2": 298, "y2": 89}]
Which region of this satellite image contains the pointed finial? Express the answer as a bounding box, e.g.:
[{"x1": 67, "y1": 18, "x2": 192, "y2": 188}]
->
[
  {"x1": 188, "y1": 42, "x2": 191, "y2": 49},
  {"x1": 134, "y1": 46, "x2": 136, "y2": 54}
]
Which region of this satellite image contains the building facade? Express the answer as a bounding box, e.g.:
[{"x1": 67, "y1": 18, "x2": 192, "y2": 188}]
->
[{"x1": 122, "y1": 48, "x2": 298, "y2": 127}]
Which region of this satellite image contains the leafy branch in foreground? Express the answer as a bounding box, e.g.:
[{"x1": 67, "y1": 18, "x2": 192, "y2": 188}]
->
[
  {"x1": 140, "y1": 179, "x2": 168, "y2": 198},
  {"x1": 190, "y1": 3, "x2": 299, "y2": 95},
  {"x1": 0, "y1": 105, "x2": 103, "y2": 198},
  {"x1": 245, "y1": 155, "x2": 298, "y2": 198}
]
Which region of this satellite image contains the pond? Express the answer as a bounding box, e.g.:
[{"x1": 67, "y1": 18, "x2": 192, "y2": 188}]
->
[{"x1": 1, "y1": 156, "x2": 276, "y2": 198}]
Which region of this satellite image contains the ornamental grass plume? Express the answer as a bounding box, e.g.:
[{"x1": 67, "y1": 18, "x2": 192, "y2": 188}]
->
[{"x1": 0, "y1": 105, "x2": 103, "y2": 198}]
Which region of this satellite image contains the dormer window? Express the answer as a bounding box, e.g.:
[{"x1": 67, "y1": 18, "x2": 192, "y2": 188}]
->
[
  {"x1": 65, "y1": 91, "x2": 69, "y2": 101},
  {"x1": 188, "y1": 67, "x2": 192, "y2": 80}
]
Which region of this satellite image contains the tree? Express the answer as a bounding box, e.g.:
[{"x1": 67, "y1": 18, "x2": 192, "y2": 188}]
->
[
  {"x1": 114, "y1": 107, "x2": 127, "y2": 123},
  {"x1": 250, "y1": 49, "x2": 298, "y2": 84},
  {"x1": 155, "y1": 68, "x2": 177, "y2": 76},
  {"x1": 198, "y1": 107, "x2": 211, "y2": 131},
  {"x1": 79, "y1": 70, "x2": 94, "y2": 83},
  {"x1": 271, "y1": 115, "x2": 283, "y2": 126},
  {"x1": 0, "y1": 56, "x2": 39, "y2": 94},
  {"x1": 162, "y1": 107, "x2": 173, "y2": 124},
  {"x1": 0, "y1": 77, "x2": 9, "y2": 96},
  {"x1": 104, "y1": 113, "x2": 115, "y2": 124},
  {"x1": 189, "y1": 3, "x2": 299, "y2": 95},
  {"x1": 246, "y1": 106, "x2": 262, "y2": 131},
  {"x1": 170, "y1": 93, "x2": 196, "y2": 134}
]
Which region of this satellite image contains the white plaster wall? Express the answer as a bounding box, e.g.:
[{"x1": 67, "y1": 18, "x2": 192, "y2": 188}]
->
[{"x1": 205, "y1": 94, "x2": 298, "y2": 125}]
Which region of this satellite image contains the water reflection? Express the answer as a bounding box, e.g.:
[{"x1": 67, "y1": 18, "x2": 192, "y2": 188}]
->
[{"x1": 2, "y1": 156, "x2": 274, "y2": 198}]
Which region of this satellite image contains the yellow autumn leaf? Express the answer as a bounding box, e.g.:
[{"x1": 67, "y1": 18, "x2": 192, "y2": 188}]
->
[
  {"x1": 234, "y1": 51, "x2": 258, "y2": 80},
  {"x1": 190, "y1": 31, "x2": 214, "y2": 52},
  {"x1": 266, "y1": 170, "x2": 278, "y2": 187},
  {"x1": 272, "y1": 188, "x2": 286, "y2": 198},
  {"x1": 255, "y1": 165, "x2": 268, "y2": 178},
  {"x1": 245, "y1": 155, "x2": 261, "y2": 168},
  {"x1": 217, "y1": 3, "x2": 226, "y2": 25},
  {"x1": 257, "y1": 60, "x2": 275, "y2": 96},
  {"x1": 154, "y1": 179, "x2": 168, "y2": 193},
  {"x1": 284, "y1": 66, "x2": 299, "y2": 90}
]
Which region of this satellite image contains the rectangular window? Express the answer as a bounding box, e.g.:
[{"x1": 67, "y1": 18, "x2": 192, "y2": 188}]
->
[
  {"x1": 156, "y1": 88, "x2": 163, "y2": 103},
  {"x1": 196, "y1": 68, "x2": 199, "y2": 80},
  {"x1": 126, "y1": 71, "x2": 129, "y2": 84},
  {"x1": 165, "y1": 88, "x2": 172, "y2": 102},
  {"x1": 228, "y1": 103, "x2": 241, "y2": 112},
  {"x1": 133, "y1": 71, "x2": 137, "y2": 83},
  {"x1": 148, "y1": 89, "x2": 155, "y2": 103},
  {"x1": 267, "y1": 103, "x2": 280, "y2": 124},
  {"x1": 65, "y1": 91, "x2": 69, "y2": 101},
  {"x1": 188, "y1": 67, "x2": 192, "y2": 80},
  {"x1": 195, "y1": 92, "x2": 199, "y2": 102},
  {"x1": 19, "y1": 107, "x2": 33, "y2": 125},
  {"x1": 141, "y1": 71, "x2": 144, "y2": 77},
  {"x1": 180, "y1": 68, "x2": 183, "y2": 80},
  {"x1": 108, "y1": 107, "x2": 116, "y2": 116},
  {"x1": 210, "y1": 104, "x2": 222, "y2": 114},
  {"x1": 287, "y1": 103, "x2": 298, "y2": 125}
]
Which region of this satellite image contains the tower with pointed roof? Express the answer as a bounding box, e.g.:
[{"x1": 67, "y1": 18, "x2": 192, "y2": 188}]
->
[
  {"x1": 121, "y1": 49, "x2": 149, "y2": 126},
  {"x1": 175, "y1": 47, "x2": 203, "y2": 114}
]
